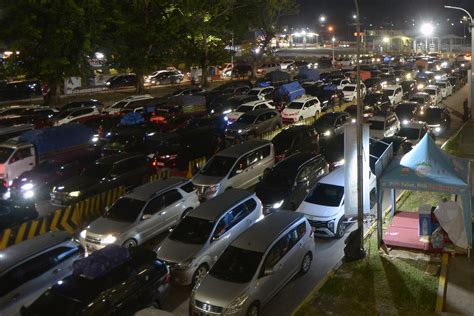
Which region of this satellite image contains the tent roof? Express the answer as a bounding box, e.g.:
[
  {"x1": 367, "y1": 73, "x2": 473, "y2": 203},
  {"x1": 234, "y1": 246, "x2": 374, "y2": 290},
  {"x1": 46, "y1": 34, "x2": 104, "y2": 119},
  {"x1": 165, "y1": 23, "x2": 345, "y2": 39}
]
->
[{"x1": 379, "y1": 134, "x2": 470, "y2": 193}]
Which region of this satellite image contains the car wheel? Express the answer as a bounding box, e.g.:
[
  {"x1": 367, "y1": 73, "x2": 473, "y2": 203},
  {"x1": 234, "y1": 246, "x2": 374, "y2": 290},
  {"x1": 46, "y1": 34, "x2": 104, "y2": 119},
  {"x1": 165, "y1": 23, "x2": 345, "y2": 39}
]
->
[
  {"x1": 246, "y1": 302, "x2": 260, "y2": 316},
  {"x1": 298, "y1": 116, "x2": 303, "y2": 121},
  {"x1": 192, "y1": 264, "x2": 209, "y2": 285},
  {"x1": 122, "y1": 239, "x2": 138, "y2": 248},
  {"x1": 300, "y1": 252, "x2": 312, "y2": 274},
  {"x1": 335, "y1": 218, "x2": 346, "y2": 239},
  {"x1": 181, "y1": 208, "x2": 193, "y2": 219}
]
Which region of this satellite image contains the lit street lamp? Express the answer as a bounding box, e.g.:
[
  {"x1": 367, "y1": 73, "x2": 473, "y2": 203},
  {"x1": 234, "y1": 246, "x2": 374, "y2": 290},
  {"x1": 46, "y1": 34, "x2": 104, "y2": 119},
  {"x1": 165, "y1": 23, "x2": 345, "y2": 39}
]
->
[
  {"x1": 444, "y1": 5, "x2": 474, "y2": 113},
  {"x1": 420, "y1": 22, "x2": 434, "y2": 52},
  {"x1": 382, "y1": 36, "x2": 390, "y2": 52},
  {"x1": 319, "y1": 15, "x2": 326, "y2": 23},
  {"x1": 332, "y1": 37, "x2": 336, "y2": 65}
]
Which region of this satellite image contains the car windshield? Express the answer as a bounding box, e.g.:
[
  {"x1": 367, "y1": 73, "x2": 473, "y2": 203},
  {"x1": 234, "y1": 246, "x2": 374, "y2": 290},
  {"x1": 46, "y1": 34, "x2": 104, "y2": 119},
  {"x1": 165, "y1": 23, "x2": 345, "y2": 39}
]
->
[
  {"x1": 104, "y1": 197, "x2": 145, "y2": 222},
  {"x1": 305, "y1": 183, "x2": 344, "y2": 207},
  {"x1": 395, "y1": 105, "x2": 415, "y2": 116},
  {"x1": 81, "y1": 163, "x2": 112, "y2": 178},
  {"x1": 111, "y1": 101, "x2": 128, "y2": 109},
  {"x1": 423, "y1": 109, "x2": 443, "y2": 123},
  {"x1": 0, "y1": 147, "x2": 14, "y2": 163},
  {"x1": 287, "y1": 102, "x2": 304, "y2": 110},
  {"x1": 209, "y1": 246, "x2": 263, "y2": 283},
  {"x1": 314, "y1": 115, "x2": 336, "y2": 129},
  {"x1": 235, "y1": 105, "x2": 254, "y2": 113},
  {"x1": 236, "y1": 114, "x2": 256, "y2": 124},
  {"x1": 410, "y1": 96, "x2": 425, "y2": 104},
  {"x1": 199, "y1": 156, "x2": 236, "y2": 177},
  {"x1": 263, "y1": 170, "x2": 294, "y2": 187},
  {"x1": 383, "y1": 89, "x2": 395, "y2": 97},
  {"x1": 398, "y1": 127, "x2": 421, "y2": 140},
  {"x1": 369, "y1": 120, "x2": 385, "y2": 130},
  {"x1": 425, "y1": 89, "x2": 436, "y2": 95},
  {"x1": 272, "y1": 132, "x2": 295, "y2": 153},
  {"x1": 169, "y1": 216, "x2": 214, "y2": 244},
  {"x1": 247, "y1": 90, "x2": 260, "y2": 96},
  {"x1": 342, "y1": 86, "x2": 355, "y2": 92}
]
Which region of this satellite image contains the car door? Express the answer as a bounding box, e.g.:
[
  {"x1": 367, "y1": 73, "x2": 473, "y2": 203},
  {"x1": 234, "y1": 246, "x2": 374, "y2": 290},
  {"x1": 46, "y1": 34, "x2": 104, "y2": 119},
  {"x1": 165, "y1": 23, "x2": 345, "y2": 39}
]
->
[
  {"x1": 7, "y1": 147, "x2": 35, "y2": 183},
  {"x1": 139, "y1": 194, "x2": 167, "y2": 240},
  {"x1": 302, "y1": 100, "x2": 313, "y2": 118},
  {"x1": 291, "y1": 164, "x2": 311, "y2": 208},
  {"x1": 254, "y1": 114, "x2": 267, "y2": 135}
]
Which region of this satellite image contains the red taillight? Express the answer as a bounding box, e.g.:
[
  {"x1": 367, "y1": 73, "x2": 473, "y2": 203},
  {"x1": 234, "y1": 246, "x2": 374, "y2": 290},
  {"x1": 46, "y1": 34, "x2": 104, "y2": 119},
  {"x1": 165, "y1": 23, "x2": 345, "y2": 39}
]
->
[
  {"x1": 152, "y1": 159, "x2": 158, "y2": 167},
  {"x1": 165, "y1": 273, "x2": 171, "y2": 284},
  {"x1": 3, "y1": 180, "x2": 8, "y2": 188}
]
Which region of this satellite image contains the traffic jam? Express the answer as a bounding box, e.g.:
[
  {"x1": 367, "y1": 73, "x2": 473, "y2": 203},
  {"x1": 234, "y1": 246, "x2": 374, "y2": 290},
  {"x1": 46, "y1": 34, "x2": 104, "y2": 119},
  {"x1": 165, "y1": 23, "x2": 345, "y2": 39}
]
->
[{"x1": 0, "y1": 53, "x2": 466, "y2": 316}]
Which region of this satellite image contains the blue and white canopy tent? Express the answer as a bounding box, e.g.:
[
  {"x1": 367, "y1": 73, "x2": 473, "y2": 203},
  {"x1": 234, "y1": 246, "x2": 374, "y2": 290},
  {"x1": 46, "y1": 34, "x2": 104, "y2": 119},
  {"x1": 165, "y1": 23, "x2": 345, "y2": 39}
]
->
[{"x1": 376, "y1": 134, "x2": 472, "y2": 252}]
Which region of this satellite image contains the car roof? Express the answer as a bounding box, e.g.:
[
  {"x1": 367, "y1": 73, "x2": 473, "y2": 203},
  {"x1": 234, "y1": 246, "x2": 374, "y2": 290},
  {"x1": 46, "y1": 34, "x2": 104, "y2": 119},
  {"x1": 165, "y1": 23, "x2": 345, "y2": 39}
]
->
[
  {"x1": 96, "y1": 153, "x2": 143, "y2": 165},
  {"x1": 217, "y1": 140, "x2": 271, "y2": 158},
  {"x1": 383, "y1": 85, "x2": 400, "y2": 89},
  {"x1": 190, "y1": 189, "x2": 254, "y2": 221},
  {"x1": 126, "y1": 177, "x2": 189, "y2": 201},
  {"x1": 291, "y1": 96, "x2": 316, "y2": 102},
  {"x1": 242, "y1": 108, "x2": 275, "y2": 116},
  {"x1": 0, "y1": 231, "x2": 71, "y2": 275},
  {"x1": 319, "y1": 166, "x2": 345, "y2": 186},
  {"x1": 240, "y1": 100, "x2": 271, "y2": 107},
  {"x1": 231, "y1": 211, "x2": 305, "y2": 252},
  {"x1": 275, "y1": 153, "x2": 320, "y2": 172}
]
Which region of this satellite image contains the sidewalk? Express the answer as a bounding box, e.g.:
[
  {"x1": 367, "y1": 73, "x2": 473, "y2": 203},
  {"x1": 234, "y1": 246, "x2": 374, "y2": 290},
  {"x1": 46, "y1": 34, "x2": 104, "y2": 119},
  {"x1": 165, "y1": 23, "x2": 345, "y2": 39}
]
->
[{"x1": 444, "y1": 255, "x2": 474, "y2": 315}]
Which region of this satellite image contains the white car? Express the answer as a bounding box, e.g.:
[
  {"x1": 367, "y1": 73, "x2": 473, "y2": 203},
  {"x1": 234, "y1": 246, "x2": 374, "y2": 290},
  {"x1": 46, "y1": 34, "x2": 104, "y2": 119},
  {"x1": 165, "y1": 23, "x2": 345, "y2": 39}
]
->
[
  {"x1": 382, "y1": 85, "x2": 404, "y2": 105},
  {"x1": 296, "y1": 167, "x2": 376, "y2": 238},
  {"x1": 398, "y1": 121, "x2": 429, "y2": 147},
  {"x1": 247, "y1": 86, "x2": 275, "y2": 100},
  {"x1": 222, "y1": 63, "x2": 233, "y2": 77},
  {"x1": 53, "y1": 107, "x2": 99, "y2": 126},
  {"x1": 257, "y1": 63, "x2": 281, "y2": 74},
  {"x1": 368, "y1": 113, "x2": 401, "y2": 139},
  {"x1": 423, "y1": 85, "x2": 442, "y2": 105},
  {"x1": 281, "y1": 97, "x2": 322, "y2": 123},
  {"x1": 226, "y1": 100, "x2": 275, "y2": 123},
  {"x1": 104, "y1": 94, "x2": 154, "y2": 114},
  {"x1": 144, "y1": 67, "x2": 176, "y2": 83},
  {"x1": 333, "y1": 78, "x2": 351, "y2": 90},
  {"x1": 342, "y1": 83, "x2": 367, "y2": 102},
  {"x1": 280, "y1": 60, "x2": 296, "y2": 70},
  {"x1": 435, "y1": 81, "x2": 453, "y2": 98}
]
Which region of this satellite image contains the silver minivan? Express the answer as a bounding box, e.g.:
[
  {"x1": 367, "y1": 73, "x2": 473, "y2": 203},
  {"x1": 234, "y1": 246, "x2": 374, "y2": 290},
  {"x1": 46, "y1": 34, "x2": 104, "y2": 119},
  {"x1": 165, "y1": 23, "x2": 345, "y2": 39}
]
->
[
  {"x1": 190, "y1": 211, "x2": 314, "y2": 316},
  {"x1": 0, "y1": 231, "x2": 83, "y2": 315},
  {"x1": 192, "y1": 140, "x2": 275, "y2": 201},
  {"x1": 80, "y1": 177, "x2": 200, "y2": 252},
  {"x1": 155, "y1": 189, "x2": 263, "y2": 285}
]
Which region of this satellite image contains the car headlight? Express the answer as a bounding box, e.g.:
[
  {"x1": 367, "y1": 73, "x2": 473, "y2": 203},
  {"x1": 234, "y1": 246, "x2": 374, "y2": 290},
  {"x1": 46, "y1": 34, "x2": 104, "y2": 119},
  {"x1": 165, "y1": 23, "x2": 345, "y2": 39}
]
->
[
  {"x1": 327, "y1": 219, "x2": 336, "y2": 231},
  {"x1": 272, "y1": 200, "x2": 284, "y2": 209},
  {"x1": 21, "y1": 183, "x2": 34, "y2": 191},
  {"x1": 417, "y1": 84, "x2": 424, "y2": 90},
  {"x1": 322, "y1": 130, "x2": 331, "y2": 137},
  {"x1": 225, "y1": 293, "x2": 249, "y2": 314},
  {"x1": 101, "y1": 234, "x2": 117, "y2": 244},
  {"x1": 80, "y1": 229, "x2": 87, "y2": 239},
  {"x1": 238, "y1": 129, "x2": 243, "y2": 134},
  {"x1": 91, "y1": 135, "x2": 99, "y2": 143},
  {"x1": 402, "y1": 120, "x2": 409, "y2": 125},
  {"x1": 434, "y1": 127, "x2": 441, "y2": 132},
  {"x1": 23, "y1": 190, "x2": 34, "y2": 199},
  {"x1": 68, "y1": 191, "x2": 81, "y2": 197},
  {"x1": 222, "y1": 109, "x2": 232, "y2": 114}
]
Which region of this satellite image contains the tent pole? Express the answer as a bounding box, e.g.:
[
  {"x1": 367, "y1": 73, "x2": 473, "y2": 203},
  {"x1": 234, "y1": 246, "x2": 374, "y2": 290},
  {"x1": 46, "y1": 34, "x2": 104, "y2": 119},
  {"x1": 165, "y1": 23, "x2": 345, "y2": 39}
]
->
[
  {"x1": 391, "y1": 189, "x2": 396, "y2": 217},
  {"x1": 377, "y1": 187, "x2": 384, "y2": 247}
]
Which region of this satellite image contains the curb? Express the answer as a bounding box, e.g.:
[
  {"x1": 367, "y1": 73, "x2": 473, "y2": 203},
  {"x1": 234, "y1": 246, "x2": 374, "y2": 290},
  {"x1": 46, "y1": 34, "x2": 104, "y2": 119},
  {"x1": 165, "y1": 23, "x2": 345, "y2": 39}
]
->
[
  {"x1": 291, "y1": 190, "x2": 406, "y2": 316},
  {"x1": 435, "y1": 253, "x2": 449, "y2": 313}
]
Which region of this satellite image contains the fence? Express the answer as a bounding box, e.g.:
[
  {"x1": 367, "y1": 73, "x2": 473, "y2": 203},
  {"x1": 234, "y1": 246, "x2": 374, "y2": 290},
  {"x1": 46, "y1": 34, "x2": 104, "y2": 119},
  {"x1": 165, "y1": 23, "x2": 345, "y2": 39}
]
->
[{"x1": 0, "y1": 169, "x2": 171, "y2": 250}]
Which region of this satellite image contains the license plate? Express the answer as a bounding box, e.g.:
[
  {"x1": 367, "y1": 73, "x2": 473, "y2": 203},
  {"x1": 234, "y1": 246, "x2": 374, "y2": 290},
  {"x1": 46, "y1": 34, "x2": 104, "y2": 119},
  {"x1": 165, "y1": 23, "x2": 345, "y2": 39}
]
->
[{"x1": 156, "y1": 162, "x2": 165, "y2": 167}]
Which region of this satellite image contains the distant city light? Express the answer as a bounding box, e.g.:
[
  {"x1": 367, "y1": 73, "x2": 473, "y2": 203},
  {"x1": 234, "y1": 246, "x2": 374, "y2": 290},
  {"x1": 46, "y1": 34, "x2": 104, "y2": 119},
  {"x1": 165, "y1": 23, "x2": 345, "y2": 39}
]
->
[
  {"x1": 328, "y1": 25, "x2": 334, "y2": 32},
  {"x1": 420, "y1": 23, "x2": 434, "y2": 36},
  {"x1": 319, "y1": 15, "x2": 326, "y2": 23},
  {"x1": 383, "y1": 37, "x2": 390, "y2": 43}
]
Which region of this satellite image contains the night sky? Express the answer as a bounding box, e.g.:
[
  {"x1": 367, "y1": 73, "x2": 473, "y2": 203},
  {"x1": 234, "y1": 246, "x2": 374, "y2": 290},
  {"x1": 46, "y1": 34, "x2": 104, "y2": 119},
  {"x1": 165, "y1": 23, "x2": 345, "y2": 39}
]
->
[{"x1": 284, "y1": 0, "x2": 474, "y2": 38}]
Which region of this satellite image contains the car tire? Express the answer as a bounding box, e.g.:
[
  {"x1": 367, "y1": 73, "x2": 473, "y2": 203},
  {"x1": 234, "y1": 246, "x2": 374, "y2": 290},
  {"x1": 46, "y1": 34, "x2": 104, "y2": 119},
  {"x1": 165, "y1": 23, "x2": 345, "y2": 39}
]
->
[
  {"x1": 181, "y1": 208, "x2": 193, "y2": 219},
  {"x1": 122, "y1": 239, "x2": 138, "y2": 248},
  {"x1": 246, "y1": 302, "x2": 260, "y2": 316},
  {"x1": 300, "y1": 252, "x2": 312, "y2": 274},
  {"x1": 299, "y1": 116, "x2": 303, "y2": 122},
  {"x1": 335, "y1": 218, "x2": 346, "y2": 239},
  {"x1": 192, "y1": 264, "x2": 209, "y2": 285}
]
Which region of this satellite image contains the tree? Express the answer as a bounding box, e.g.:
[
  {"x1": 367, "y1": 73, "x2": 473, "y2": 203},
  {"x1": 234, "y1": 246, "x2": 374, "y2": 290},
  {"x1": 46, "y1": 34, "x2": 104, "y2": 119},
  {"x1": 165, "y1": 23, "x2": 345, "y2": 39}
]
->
[
  {"x1": 0, "y1": 0, "x2": 102, "y2": 105},
  {"x1": 101, "y1": 0, "x2": 179, "y2": 93}
]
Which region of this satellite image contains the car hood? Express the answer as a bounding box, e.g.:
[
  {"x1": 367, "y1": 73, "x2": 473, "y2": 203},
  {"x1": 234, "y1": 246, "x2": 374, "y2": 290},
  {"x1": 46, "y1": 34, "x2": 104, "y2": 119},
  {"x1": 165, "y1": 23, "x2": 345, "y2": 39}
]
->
[
  {"x1": 297, "y1": 201, "x2": 341, "y2": 219},
  {"x1": 227, "y1": 122, "x2": 251, "y2": 131},
  {"x1": 194, "y1": 275, "x2": 249, "y2": 310},
  {"x1": 282, "y1": 109, "x2": 301, "y2": 116},
  {"x1": 192, "y1": 174, "x2": 224, "y2": 186},
  {"x1": 156, "y1": 238, "x2": 203, "y2": 264},
  {"x1": 227, "y1": 112, "x2": 243, "y2": 120},
  {"x1": 54, "y1": 175, "x2": 99, "y2": 193},
  {"x1": 255, "y1": 184, "x2": 291, "y2": 205},
  {"x1": 87, "y1": 217, "x2": 132, "y2": 236}
]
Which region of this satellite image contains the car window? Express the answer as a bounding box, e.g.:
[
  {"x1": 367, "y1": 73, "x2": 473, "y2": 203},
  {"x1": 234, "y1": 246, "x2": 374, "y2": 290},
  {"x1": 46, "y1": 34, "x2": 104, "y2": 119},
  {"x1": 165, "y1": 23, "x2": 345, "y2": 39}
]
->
[
  {"x1": 230, "y1": 156, "x2": 248, "y2": 177},
  {"x1": 224, "y1": 198, "x2": 257, "y2": 232},
  {"x1": 164, "y1": 189, "x2": 182, "y2": 206},
  {"x1": 180, "y1": 181, "x2": 195, "y2": 193},
  {"x1": 261, "y1": 230, "x2": 298, "y2": 276},
  {"x1": 296, "y1": 165, "x2": 311, "y2": 183},
  {"x1": 256, "y1": 104, "x2": 267, "y2": 110},
  {"x1": 255, "y1": 115, "x2": 265, "y2": 123}
]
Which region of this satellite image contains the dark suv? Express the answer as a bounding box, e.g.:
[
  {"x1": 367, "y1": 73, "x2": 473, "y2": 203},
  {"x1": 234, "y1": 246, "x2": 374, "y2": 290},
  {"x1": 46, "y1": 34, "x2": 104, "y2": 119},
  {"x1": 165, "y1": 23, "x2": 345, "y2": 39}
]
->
[
  {"x1": 105, "y1": 74, "x2": 137, "y2": 89},
  {"x1": 149, "y1": 70, "x2": 184, "y2": 85},
  {"x1": 50, "y1": 153, "x2": 154, "y2": 206},
  {"x1": 271, "y1": 125, "x2": 320, "y2": 161},
  {"x1": 22, "y1": 247, "x2": 170, "y2": 316},
  {"x1": 256, "y1": 153, "x2": 328, "y2": 213},
  {"x1": 225, "y1": 108, "x2": 282, "y2": 141}
]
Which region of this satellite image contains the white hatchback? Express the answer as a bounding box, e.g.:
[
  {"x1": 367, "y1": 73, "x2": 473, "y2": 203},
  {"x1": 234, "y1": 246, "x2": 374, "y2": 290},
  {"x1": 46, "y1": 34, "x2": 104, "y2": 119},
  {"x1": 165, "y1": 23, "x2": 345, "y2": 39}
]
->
[
  {"x1": 281, "y1": 97, "x2": 321, "y2": 123},
  {"x1": 226, "y1": 100, "x2": 275, "y2": 123}
]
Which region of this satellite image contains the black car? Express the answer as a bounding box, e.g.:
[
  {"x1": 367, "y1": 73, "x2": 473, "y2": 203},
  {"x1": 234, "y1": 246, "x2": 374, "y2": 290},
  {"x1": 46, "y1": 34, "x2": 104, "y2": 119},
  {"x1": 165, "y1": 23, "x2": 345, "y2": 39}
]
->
[
  {"x1": 105, "y1": 74, "x2": 137, "y2": 89},
  {"x1": 379, "y1": 73, "x2": 397, "y2": 85},
  {"x1": 100, "y1": 125, "x2": 162, "y2": 156},
  {"x1": 256, "y1": 153, "x2": 328, "y2": 213},
  {"x1": 165, "y1": 87, "x2": 205, "y2": 97},
  {"x1": 312, "y1": 112, "x2": 350, "y2": 138},
  {"x1": 394, "y1": 102, "x2": 422, "y2": 123},
  {"x1": 231, "y1": 64, "x2": 253, "y2": 78},
  {"x1": 400, "y1": 80, "x2": 417, "y2": 99},
  {"x1": 200, "y1": 81, "x2": 252, "y2": 106},
  {"x1": 271, "y1": 125, "x2": 319, "y2": 161},
  {"x1": 22, "y1": 247, "x2": 170, "y2": 316},
  {"x1": 305, "y1": 85, "x2": 344, "y2": 110},
  {"x1": 61, "y1": 99, "x2": 103, "y2": 112},
  {"x1": 0, "y1": 80, "x2": 44, "y2": 101},
  {"x1": 185, "y1": 115, "x2": 228, "y2": 136},
  {"x1": 363, "y1": 77, "x2": 384, "y2": 93},
  {"x1": 363, "y1": 93, "x2": 392, "y2": 112},
  {"x1": 50, "y1": 153, "x2": 154, "y2": 206},
  {"x1": 418, "y1": 106, "x2": 451, "y2": 136},
  {"x1": 208, "y1": 94, "x2": 258, "y2": 116},
  {"x1": 0, "y1": 200, "x2": 38, "y2": 230},
  {"x1": 409, "y1": 92, "x2": 433, "y2": 107},
  {"x1": 319, "y1": 133, "x2": 345, "y2": 171}
]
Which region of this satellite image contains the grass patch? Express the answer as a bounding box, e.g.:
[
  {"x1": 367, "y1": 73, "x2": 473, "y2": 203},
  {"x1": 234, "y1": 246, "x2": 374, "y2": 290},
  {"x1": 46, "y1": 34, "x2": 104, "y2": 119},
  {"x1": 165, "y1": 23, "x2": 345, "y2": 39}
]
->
[
  {"x1": 442, "y1": 129, "x2": 462, "y2": 156},
  {"x1": 295, "y1": 234, "x2": 439, "y2": 316},
  {"x1": 396, "y1": 191, "x2": 452, "y2": 212}
]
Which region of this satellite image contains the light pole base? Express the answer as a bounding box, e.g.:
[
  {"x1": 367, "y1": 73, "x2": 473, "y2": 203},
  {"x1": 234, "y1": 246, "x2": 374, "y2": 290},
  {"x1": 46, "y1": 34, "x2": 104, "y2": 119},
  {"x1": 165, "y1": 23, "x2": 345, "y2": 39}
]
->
[{"x1": 344, "y1": 228, "x2": 366, "y2": 261}]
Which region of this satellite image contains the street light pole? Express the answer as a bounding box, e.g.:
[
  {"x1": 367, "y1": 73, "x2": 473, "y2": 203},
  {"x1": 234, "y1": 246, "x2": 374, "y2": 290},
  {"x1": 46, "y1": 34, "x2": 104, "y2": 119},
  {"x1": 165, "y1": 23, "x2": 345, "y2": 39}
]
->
[
  {"x1": 445, "y1": 5, "x2": 474, "y2": 112},
  {"x1": 332, "y1": 37, "x2": 336, "y2": 67},
  {"x1": 354, "y1": 0, "x2": 365, "y2": 255}
]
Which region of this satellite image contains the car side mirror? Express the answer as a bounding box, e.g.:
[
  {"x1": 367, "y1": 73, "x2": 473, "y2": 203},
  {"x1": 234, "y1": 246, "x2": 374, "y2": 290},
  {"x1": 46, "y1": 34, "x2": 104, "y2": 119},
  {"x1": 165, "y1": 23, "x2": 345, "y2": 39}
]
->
[{"x1": 142, "y1": 214, "x2": 152, "y2": 220}]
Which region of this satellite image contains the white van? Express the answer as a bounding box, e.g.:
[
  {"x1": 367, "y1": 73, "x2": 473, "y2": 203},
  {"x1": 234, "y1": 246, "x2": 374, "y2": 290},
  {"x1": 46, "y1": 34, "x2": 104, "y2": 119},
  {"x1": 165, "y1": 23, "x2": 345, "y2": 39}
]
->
[
  {"x1": 192, "y1": 140, "x2": 275, "y2": 201},
  {"x1": 296, "y1": 167, "x2": 377, "y2": 238},
  {"x1": 368, "y1": 113, "x2": 401, "y2": 139}
]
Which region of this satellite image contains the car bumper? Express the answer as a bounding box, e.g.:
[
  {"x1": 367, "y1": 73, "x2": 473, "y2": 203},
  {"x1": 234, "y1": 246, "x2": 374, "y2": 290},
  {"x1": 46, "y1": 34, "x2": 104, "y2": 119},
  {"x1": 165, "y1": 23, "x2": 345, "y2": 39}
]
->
[
  {"x1": 282, "y1": 117, "x2": 298, "y2": 123},
  {"x1": 306, "y1": 217, "x2": 338, "y2": 237}
]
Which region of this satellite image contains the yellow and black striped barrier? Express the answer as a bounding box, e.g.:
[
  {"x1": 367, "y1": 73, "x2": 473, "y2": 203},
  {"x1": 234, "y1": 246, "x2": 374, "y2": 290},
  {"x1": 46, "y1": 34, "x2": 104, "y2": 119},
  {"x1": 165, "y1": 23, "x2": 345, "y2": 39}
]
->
[
  {"x1": 187, "y1": 157, "x2": 207, "y2": 179},
  {"x1": 0, "y1": 169, "x2": 173, "y2": 250}
]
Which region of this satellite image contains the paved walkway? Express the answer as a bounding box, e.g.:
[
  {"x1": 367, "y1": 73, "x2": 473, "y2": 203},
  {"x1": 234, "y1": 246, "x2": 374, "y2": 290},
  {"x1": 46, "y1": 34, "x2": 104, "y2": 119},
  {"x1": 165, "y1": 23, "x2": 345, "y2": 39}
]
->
[{"x1": 445, "y1": 255, "x2": 474, "y2": 315}]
